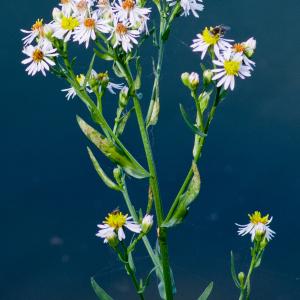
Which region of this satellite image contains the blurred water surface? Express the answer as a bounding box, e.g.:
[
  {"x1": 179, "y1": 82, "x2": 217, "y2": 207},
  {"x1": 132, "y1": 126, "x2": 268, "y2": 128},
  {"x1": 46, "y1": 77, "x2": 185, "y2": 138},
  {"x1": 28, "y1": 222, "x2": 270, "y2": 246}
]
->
[{"x1": 1, "y1": 0, "x2": 300, "y2": 299}]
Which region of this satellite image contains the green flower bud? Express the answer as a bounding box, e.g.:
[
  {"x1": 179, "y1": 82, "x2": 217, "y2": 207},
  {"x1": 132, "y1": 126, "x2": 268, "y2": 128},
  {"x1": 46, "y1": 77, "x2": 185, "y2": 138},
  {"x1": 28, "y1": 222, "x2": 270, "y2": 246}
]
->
[
  {"x1": 141, "y1": 214, "x2": 153, "y2": 234},
  {"x1": 203, "y1": 69, "x2": 213, "y2": 86},
  {"x1": 238, "y1": 272, "x2": 245, "y2": 286},
  {"x1": 260, "y1": 237, "x2": 268, "y2": 250},
  {"x1": 97, "y1": 72, "x2": 109, "y2": 88},
  {"x1": 181, "y1": 72, "x2": 200, "y2": 90},
  {"x1": 181, "y1": 72, "x2": 190, "y2": 88},
  {"x1": 119, "y1": 86, "x2": 129, "y2": 108},
  {"x1": 113, "y1": 167, "x2": 123, "y2": 185}
]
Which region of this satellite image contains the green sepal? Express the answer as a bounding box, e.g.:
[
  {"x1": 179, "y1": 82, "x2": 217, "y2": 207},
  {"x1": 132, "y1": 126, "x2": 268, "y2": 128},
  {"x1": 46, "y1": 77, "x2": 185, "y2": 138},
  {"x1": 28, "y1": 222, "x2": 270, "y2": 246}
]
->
[
  {"x1": 162, "y1": 162, "x2": 200, "y2": 227},
  {"x1": 197, "y1": 281, "x2": 214, "y2": 300},
  {"x1": 180, "y1": 104, "x2": 207, "y2": 137},
  {"x1": 91, "y1": 278, "x2": 114, "y2": 300},
  {"x1": 230, "y1": 251, "x2": 240, "y2": 288},
  {"x1": 77, "y1": 116, "x2": 149, "y2": 179},
  {"x1": 87, "y1": 147, "x2": 121, "y2": 191}
]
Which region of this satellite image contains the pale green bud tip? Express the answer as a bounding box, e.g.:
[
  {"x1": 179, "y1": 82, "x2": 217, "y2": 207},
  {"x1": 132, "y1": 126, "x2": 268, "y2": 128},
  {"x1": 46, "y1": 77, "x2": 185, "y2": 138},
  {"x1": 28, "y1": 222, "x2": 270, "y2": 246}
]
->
[
  {"x1": 119, "y1": 86, "x2": 129, "y2": 107},
  {"x1": 113, "y1": 167, "x2": 122, "y2": 185},
  {"x1": 203, "y1": 69, "x2": 213, "y2": 85},
  {"x1": 141, "y1": 214, "x2": 153, "y2": 234},
  {"x1": 181, "y1": 72, "x2": 199, "y2": 90},
  {"x1": 243, "y1": 37, "x2": 256, "y2": 58},
  {"x1": 238, "y1": 272, "x2": 245, "y2": 285}
]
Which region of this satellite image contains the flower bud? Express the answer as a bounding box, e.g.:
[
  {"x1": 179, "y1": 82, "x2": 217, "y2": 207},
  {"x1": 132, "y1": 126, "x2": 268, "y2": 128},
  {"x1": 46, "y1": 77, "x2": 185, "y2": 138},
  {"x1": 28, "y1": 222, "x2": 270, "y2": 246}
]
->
[
  {"x1": 97, "y1": 72, "x2": 109, "y2": 88},
  {"x1": 181, "y1": 72, "x2": 190, "y2": 87},
  {"x1": 243, "y1": 37, "x2": 256, "y2": 58},
  {"x1": 238, "y1": 272, "x2": 245, "y2": 286},
  {"x1": 119, "y1": 86, "x2": 129, "y2": 108},
  {"x1": 113, "y1": 167, "x2": 123, "y2": 185},
  {"x1": 260, "y1": 237, "x2": 268, "y2": 250},
  {"x1": 203, "y1": 69, "x2": 213, "y2": 86},
  {"x1": 141, "y1": 214, "x2": 153, "y2": 234},
  {"x1": 188, "y1": 72, "x2": 199, "y2": 90}
]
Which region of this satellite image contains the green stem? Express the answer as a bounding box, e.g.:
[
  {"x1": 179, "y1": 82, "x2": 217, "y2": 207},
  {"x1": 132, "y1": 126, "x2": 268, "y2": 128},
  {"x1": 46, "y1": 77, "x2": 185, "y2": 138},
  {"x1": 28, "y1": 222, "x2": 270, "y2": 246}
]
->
[{"x1": 165, "y1": 87, "x2": 221, "y2": 222}]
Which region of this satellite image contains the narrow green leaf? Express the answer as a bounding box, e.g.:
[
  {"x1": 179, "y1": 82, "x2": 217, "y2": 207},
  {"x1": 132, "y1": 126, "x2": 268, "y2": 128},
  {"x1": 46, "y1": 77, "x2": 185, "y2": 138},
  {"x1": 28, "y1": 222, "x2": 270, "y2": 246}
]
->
[
  {"x1": 87, "y1": 147, "x2": 121, "y2": 191},
  {"x1": 134, "y1": 56, "x2": 142, "y2": 90},
  {"x1": 230, "y1": 251, "x2": 240, "y2": 288},
  {"x1": 83, "y1": 53, "x2": 96, "y2": 88},
  {"x1": 116, "y1": 108, "x2": 133, "y2": 136},
  {"x1": 128, "y1": 252, "x2": 136, "y2": 273},
  {"x1": 197, "y1": 282, "x2": 214, "y2": 300},
  {"x1": 91, "y1": 278, "x2": 114, "y2": 300},
  {"x1": 180, "y1": 104, "x2": 207, "y2": 137},
  {"x1": 162, "y1": 162, "x2": 201, "y2": 227},
  {"x1": 199, "y1": 90, "x2": 212, "y2": 114},
  {"x1": 94, "y1": 48, "x2": 114, "y2": 61},
  {"x1": 77, "y1": 116, "x2": 149, "y2": 179},
  {"x1": 112, "y1": 62, "x2": 126, "y2": 78}
]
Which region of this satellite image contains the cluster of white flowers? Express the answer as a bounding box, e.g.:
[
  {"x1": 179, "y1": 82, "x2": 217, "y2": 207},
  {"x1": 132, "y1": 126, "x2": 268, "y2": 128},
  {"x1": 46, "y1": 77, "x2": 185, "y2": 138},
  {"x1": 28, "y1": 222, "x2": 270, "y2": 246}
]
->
[
  {"x1": 191, "y1": 26, "x2": 256, "y2": 90},
  {"x1": 167, "y1": 0, "x2": 204, "y2": 18},
  {"x1": 21, "y1": 0, "x2": 152, "y2": 76}
]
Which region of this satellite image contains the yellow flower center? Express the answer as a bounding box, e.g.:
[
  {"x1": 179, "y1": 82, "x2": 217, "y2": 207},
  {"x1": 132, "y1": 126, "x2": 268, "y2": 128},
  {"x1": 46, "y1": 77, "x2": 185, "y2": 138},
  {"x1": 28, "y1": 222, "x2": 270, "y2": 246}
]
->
[
  {"x1": 105, "y1": 212, "x2": 127, "y2": 229},
  {"x1": 249, "y1": 211, "x2": 270, "y2": 225},
  {"x1": 224, "y1": 60, "x2": 240, "y2": 76},
  {"x1": 202, "y1": 27, "x2": 220, "y2": 45},
  {"x1": 97, "y1": 72, "x2": 109, "y2": 82},
  {"x1": 84, "y1": 18, "x2": 95, "y2": 28},
  {"x1": 76, "y1": 74, "x2": 85, "y2": 85},
  {"x1": 61, "y1": 16, "x2": 79, "y2": 31},
  {"x1": 61, "y1": 0, "x2": 71, "y2": 4},
  {"x1": 233, "y1": 43, "x2": 245, "y2": 53},
  {"x1": 116, "y1": 23, "x2": 128, "y2": 35},
  {"x1": 32, "y1": 49, "x2": 44, "y2": 62},
  {"x1": 32, "y1": 19, "x2": 43, "y2": 31},
  {"x1": 122, "y1": 0, "x2": 135, "y2": 10}
]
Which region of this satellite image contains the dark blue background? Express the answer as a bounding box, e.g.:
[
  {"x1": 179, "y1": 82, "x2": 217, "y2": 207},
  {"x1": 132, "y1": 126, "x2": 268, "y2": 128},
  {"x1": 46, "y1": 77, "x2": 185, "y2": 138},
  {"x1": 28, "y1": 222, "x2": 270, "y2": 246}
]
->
[{"x1": 1, "y1": 0, "x2": 300, "y2": 299}]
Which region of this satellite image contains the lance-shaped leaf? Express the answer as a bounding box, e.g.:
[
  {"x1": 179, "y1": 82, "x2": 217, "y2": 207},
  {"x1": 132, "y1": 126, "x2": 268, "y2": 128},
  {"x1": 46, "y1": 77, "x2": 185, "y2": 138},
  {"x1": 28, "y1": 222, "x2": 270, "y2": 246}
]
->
[
  {"x1": 116, "y1": 108, "x2": 133, "y2": 137},
  {"x1": 197, "y1": 282, "x2": 214, "y2": 300},
  {"x1": 230, "y1": 251, "x2": 240, "y2": 288},
  {"x1": 134, "y1": 56, "x2": 142, "y2": 90},
  {"x1": 147, "y1": 98, "x2": 160, "y2": 128},
  {"x1": 162, "y1": 162, "x2": 201, "y2": 227},
  {"x1": 91, "y1": 278, "x2": 114, "y2": 300},
  {"x1": 77, "y1": 116, "x2": 149, "y2": 179},
  {"x1": 180, "y1": 104, "x2": 207, "y2": 137},
  {"x1": 87, "y1": 147, "x2": 121, "y2": 191}
]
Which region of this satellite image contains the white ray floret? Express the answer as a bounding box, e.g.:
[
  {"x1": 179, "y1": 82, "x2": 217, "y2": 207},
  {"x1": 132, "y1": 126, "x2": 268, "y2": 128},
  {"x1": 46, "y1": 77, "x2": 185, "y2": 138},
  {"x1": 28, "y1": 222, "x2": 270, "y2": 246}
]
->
[
  {"x1": 211, "y1": 50, "x2": 251, "y2": 90},
  {"x1": 236, "y1": 211, "x2": 275, "y2": 242},
  {"x1": 73, "y1": 12, "x2": 111, "y2": 48},
  {"x1": 191, "y1": 26, "x2": 233, "y2": 59},
  {"x1": 21, "y1": 19, "x2": 45, "y2": 46},
  {"x1": 112, "y1": 0, "x2": 151, "y2": 28},
  {"x1": 61, "y1": 74, "x2": 87, "y2": 100},
  {"x1": 167, "y1": 0, "x2": 204, "y2": 18},
  {"x1": 59, "y1": 0, "x2": 75, "y2": 16},
  {"x1": 96, "y1": 211, "x2": 141, "y2": 242},
  {"x1": 22, "y1": 44, "x2": 58, "y2": 76},
  {"x1": 109, "y1": 21, "x2": 140, "y2": 52}
]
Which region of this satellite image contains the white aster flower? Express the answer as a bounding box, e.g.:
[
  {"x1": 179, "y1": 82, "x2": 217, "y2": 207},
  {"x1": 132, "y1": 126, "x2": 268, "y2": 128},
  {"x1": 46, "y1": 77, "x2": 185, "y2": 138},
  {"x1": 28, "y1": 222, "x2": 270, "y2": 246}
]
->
[
  {"x1": 191, "y1": 26, "x2": 233, "y2": 59},
  {"x1": 21, "y1": 19, "x2": 45, "y2": 46},
  {"x1": 96, "y1": 210, "x2": 141, "y2": 241},
  {"x1": 96, "y1": 0, "x2": 114, "y2": 19},
  {"x1": 61, "y1": 74, "x2": 86, "y2": 100},
  {"x1": 73, "y1": 0, "x2": 96, "y2": 16},
  {"x1": 73, "y1": 12, "x2": 111, "y2": 48},
  {"x1": 52, "y1": 8, "x2": 80, "y2": 41},
  {"x1": 112, "y1": 0, "x2": 151, "y2": 28},
  {"x1": 59, "y1": 0, "x2": 75, "y2": 16},
  {"x1": 109, "y1": 21, "x2": 140, "y2": 52},
  {"x1": 22, "y1": 44, "x2": 58, "y2": 76},
  {"x1": 243, "y1": 37, "x2": 256, "y2": 57},
  {"x1": 212, "y1": 50, "x2": 251, "y2": 90},
  {"x1": 168, "y1": 0, "x2": 204, "y2": 18},
  {"x1": 236, "y1": 211, "x2": 275, "y2": 242}
]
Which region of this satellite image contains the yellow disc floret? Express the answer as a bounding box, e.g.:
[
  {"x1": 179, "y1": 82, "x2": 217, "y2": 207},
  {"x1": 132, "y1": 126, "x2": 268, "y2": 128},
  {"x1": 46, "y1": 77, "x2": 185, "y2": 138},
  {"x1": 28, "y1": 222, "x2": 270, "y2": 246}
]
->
[
  {"x1": 233, "y1": 43, "x2": 246, "y2": 53},
  {"x1": 224, "y1": 60, "x2": 240, "y2": 76},
  {"x1": 202, "y1": 27, "x2": 220, "y2": 45},
  {"x1": 116, "y1": 23, "x2": 128, "y2": 35},
  {"x1": 122, "y1": 0, "x2": 135, "y2": 10},
  {"x1": 84, "y1": 18, "x2": 96, "y2": 28},
  {"x1": 105, "y1": 211, "x2": 127, "y2": 229},
  {"x1": 32, "y1": 49, "x2": 44, "y2": 62},
  {"x1": 32, "y1": 19, "x2": 43, "y2": 31},
  {"x1": 249, "y1": 211, "x2": 270, "y2": 225},
  {"x1": 76, "y1": 74, "x2": 85, "y2": 85},
  {"x1": 61, "y1": 16, "x2": 80, "y2": 31}
]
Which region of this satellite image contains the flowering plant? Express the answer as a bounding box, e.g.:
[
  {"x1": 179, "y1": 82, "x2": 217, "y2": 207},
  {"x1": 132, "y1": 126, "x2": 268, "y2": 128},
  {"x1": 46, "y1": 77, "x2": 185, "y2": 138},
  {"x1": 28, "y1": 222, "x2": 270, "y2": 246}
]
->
[{"x1": 21, "y1": 0, "x2": 275, "y2": 299}]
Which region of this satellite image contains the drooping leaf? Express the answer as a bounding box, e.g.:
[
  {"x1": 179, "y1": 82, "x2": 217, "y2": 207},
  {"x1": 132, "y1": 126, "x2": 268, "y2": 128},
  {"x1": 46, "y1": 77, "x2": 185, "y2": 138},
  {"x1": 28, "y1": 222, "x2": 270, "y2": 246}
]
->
[
  {"x1": 230, "y1": 251, "x2": 240, "y2": 288},
  {"x1": 77, "y1": 116, "x2": 149, "y2": 179},
  {"x1": 87, "y1": 147, "x2": 121, "y2": 191},
  {"x1": 91, "y1": 278, "x2": 114, "y2": 300},
  {"x1": 162, "y1": 162, "x2": 201, "y2": 227},
  {"x1": 147, "y1": 99, "x2": 160, "y2": 127},
  {"x1": 112, "y1": 62, "x2": 126, "y2": 78},
  {"x1": 197, "y1": 282, "x2": 214, "y2": 300},
  {"x1": 94, "y1": 48, "x2": 114, "y2": 61},
  {"x1": 116, "y1": 108, "x2": 133, "y2": 136},
  {"x1": 180, "y1": 104, "x2": 207, "y2": 137}
]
